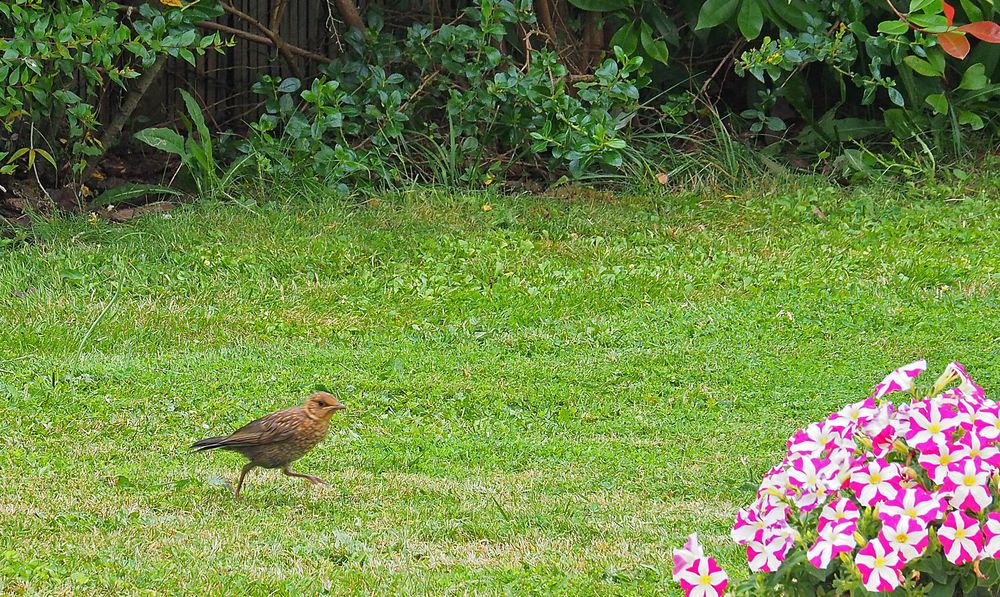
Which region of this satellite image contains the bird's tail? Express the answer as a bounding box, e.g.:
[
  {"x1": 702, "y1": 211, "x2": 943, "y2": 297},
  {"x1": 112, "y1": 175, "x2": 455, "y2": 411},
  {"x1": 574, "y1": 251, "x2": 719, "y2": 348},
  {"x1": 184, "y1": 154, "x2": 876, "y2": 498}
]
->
[{"x1": 190, "y1": 436, "x2": 229, "y2": 452}]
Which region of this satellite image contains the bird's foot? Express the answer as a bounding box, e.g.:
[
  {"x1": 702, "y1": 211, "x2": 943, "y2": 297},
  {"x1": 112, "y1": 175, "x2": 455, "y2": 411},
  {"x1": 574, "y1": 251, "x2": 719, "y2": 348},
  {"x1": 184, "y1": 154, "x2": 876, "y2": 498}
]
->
[{"x1": 305, "y1": 475, "x2": 328, "y2": 486}]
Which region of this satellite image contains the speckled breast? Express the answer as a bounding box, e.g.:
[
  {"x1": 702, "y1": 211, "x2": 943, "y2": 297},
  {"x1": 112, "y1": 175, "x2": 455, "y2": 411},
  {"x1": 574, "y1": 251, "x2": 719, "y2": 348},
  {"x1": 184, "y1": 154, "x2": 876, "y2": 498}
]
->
[{"x1": 239, "y1": 421, "x2": 329, "y2": 468}]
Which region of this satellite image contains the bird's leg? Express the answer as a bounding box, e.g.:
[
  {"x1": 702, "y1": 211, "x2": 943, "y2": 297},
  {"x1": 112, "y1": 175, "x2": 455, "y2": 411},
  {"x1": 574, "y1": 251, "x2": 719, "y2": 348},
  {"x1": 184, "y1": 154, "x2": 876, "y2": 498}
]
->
[
  {"x1": 234, "y1": 463, "x2": 256, "y2": 498},
  {"x1": 282, "y1": 466, "x2": 327, "y2": 486}
]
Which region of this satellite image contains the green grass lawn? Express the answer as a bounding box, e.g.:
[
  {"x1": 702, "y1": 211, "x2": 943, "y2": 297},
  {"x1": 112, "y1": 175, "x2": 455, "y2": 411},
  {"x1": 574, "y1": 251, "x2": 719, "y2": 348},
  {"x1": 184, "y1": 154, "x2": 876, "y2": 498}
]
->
[{"x1": 2, "y1": 181, "x2": 999, "y2": 595}]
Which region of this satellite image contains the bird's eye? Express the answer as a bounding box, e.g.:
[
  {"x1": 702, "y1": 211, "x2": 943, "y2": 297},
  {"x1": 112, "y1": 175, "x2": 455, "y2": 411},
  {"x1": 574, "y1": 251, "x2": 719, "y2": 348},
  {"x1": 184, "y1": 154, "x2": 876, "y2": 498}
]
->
[{"x1": 317, "y1": 401, "x2": 326, "y2": 407}]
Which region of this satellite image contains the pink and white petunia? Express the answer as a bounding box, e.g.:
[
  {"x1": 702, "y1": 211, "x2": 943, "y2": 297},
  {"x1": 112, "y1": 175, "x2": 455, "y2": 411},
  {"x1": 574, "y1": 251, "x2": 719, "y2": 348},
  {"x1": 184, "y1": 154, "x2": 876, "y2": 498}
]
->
[
  {"x1": 786, "y1": 455, "x2": 841, "y2": 511},
  {"x1": 934, "y1": 361, "x2": 985, "y2": 401},
  {"x1": 731, "y1": 505, "x2": 785, "y2": 546},
  {"x1": 757, "y1": 464, "x2": 791, "y2": 499},
  {"x1": 938, "y1": 511, "x2": 983, "y2": 565},
  {"x1": 940, "y1": 391, "x2": 981, "y2": 432},
  {"x1": 872, "y1": 359, "x2": 927, "y2": 400},
  {"x1": 954, "y1": 362, "x2": 985, "y2": 400},
  {"x1": 849, "y1": 459, "x2": 902, "y2": 507},
  {"x1": 788, "y1": 421, "x2": 838, "y2": 458},
  {"x1": 905, "y1": 399, "x2": 960, "y2": 451},
  {"x1": 865, "y1": 403, "x2": 904, "y2": 458},
  {"x1": 746, "y1": 535, "x2": 790, "y2": 573},
  {"x1": 673, "y1": 533, "x2": 705, "y2": 575},
  {"x1": 959, "y1": 430, "x2": 1000, "y2": 470},
  {"x1": 854, "y1": 537, "x2": 903, "y2": 593},
  {"x1": 981, "y1": 512, "x2": 1000, "y2": 559},
  {"x1": 879, "y1": 486, "x2": 945, "y2": 525},
  {"x1": 943, "y1": 458, "x2": 993, "y2": 512},
  {"x1": 807, "y1": 521, "x2": 857, "y2": 569},
  {"x1": 879, "y1": 515, "x2": 929, "y2": 563},
  {"x1": 974, "y1": 400, "x2": 1000, "y2": 442},
  {"x1": 789, "y1": 417, "x2": 856, "y2": 458},
  {"x1": 818, "y1": 497, "x2": 860, "y2": 532},
  {"x1": 918, "y1": 441, "x2": 971, "y2": 484},
  {"x1": 834, "y1": 398, "x2": 879, "y2": 429},
  {"x1": 674, "y1": 556, "x2": 728, "y2": 597}
]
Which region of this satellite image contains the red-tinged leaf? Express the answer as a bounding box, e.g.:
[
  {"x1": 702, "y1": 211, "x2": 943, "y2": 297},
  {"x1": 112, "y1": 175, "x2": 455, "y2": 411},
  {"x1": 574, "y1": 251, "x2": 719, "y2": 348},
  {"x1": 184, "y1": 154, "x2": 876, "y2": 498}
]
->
[
  {"x1": 957, "y1": 21, "x2": 1000, "y2": 42},
  {"x1": 942, "y1": 0, "x2": 955, "y2": 26},
  {"x1": 938, "y1": 31, "x2": 971, "y2": 58}
]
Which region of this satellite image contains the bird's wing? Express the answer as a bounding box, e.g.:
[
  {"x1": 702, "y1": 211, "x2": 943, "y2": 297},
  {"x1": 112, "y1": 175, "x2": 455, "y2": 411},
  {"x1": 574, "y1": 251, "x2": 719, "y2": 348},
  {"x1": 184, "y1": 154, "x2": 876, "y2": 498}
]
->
[{"x1": 216, "y1": 407, "x2": 304, "y2": 447}]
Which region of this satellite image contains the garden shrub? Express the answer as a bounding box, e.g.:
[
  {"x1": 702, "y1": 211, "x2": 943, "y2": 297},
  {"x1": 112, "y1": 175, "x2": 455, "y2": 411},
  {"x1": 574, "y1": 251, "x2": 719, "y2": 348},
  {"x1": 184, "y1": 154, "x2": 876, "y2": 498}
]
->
[
  {"x1": 240, "y1": 0, "x2": 648, "y2": 193},
  {"x1": 5, "y1": 0, "x2": 1000, "y2": 199},
  {"x1": 0, "y1": 0, "x2": 227, "y2": 187}
]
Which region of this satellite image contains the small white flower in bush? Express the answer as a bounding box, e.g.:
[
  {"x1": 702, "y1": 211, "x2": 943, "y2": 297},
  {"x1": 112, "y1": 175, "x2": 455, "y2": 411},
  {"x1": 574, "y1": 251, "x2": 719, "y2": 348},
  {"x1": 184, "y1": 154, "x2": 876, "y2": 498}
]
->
[{"x1": 673, "y1": 360, "x2": 1000, "y2": 595}]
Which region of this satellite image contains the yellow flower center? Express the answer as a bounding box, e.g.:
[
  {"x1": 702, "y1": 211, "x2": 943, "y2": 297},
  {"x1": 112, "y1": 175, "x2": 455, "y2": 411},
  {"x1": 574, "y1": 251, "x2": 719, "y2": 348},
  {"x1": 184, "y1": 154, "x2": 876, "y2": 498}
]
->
[
  {"x1": 956, "y1": 529, "x2": 966, "y2": 539},
  {"x1": 875, "y1": 556, "x2": 885, "y2": 567},
  {"x1": 869, "y1": 473, "x2": 883, "y2": 484},
  {"x1": 700, "y1": 574, "x2": 712, "y2": 586},
  {"x1": 965, "y1": 475, "x2": 977, "y2": 487},
  {"x1": 896, "y1": 533, "x2": 908, "y2": 542},
  {"x1": 928, "y1": 422, "x2": 941, "y2": 433},
  {"x1": 940, "y1": 454, "x2": 953, "y2": 465}
]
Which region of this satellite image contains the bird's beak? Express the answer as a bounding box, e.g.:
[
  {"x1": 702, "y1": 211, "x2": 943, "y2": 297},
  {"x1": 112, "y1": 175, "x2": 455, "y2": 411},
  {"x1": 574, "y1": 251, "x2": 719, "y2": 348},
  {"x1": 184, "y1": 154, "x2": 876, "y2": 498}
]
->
[{"x1": 332, "y1": 402, "x2": 347, "y2": 411}]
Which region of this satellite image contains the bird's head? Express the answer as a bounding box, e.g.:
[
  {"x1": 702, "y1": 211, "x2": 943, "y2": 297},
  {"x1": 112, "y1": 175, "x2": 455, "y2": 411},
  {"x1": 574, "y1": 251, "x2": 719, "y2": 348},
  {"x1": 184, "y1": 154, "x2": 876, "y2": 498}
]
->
[{"x1": 304, "y1": 391, "x2": 347, "y2": 419}]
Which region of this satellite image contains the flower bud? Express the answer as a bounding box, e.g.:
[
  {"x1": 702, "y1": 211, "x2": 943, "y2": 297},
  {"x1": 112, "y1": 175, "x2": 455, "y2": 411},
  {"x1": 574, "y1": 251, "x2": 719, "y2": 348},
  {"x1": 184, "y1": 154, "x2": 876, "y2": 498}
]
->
[{"x1": 933, "y1": 368, "x2": 958, "y2": 395}]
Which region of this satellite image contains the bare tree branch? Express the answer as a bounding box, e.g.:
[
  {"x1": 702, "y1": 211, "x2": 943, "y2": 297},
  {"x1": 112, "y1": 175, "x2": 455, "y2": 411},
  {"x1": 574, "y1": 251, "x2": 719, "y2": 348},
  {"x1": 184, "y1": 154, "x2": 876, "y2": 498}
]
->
[
  {"x1": 333, "y1": 0, "x2": 365, "y2": 31},
  {"x1": 220, "y1": 1, "x2": 304, "y2": 79},
  {"x1": 197, "y1": 21, "x2": 331, "y2": 64}
]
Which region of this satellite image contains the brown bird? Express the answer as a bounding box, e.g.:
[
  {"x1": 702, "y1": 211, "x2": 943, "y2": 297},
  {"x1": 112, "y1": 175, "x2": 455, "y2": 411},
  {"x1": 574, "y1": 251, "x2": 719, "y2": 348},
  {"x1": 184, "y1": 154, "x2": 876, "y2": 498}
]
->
[{"x1": 192, "y1": 391, "x2": 346, "y2": 497}]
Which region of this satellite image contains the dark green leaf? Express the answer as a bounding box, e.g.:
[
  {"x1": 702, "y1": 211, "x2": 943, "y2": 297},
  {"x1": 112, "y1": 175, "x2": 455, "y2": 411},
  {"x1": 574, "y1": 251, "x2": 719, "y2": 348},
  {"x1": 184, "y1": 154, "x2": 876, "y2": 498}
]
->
[
  {"x1": 877, "y1": 20, "x2": 910, "y2": 34},
  {"x1": 737, "y1": 0, "x2": 764, "y2": 40},
  {"x1": 925, "y1": 92, "x2": 948, "y2": 114},
  {"x1": 909, "y1": 14, "x2": 949, "y2": 28},
  {"x1": 277, "y1": 77, "x2": 302, "y2": 93},
  {"x1": 958, "y1": 110, "x2": 985, "y2": 129},
  {"x1": 887, "y1": 86, "x2": 905, "y2": 106},
  {"x1": 177, "y1": 28, "x2": 197, "y2": 47},
  {"x1": 640, "y1": 23, "x2": 669, "y2": 64},
  {"x1": 134, "y1": 128, "x2": 186, "y2": 156},
  {"x1": 959, "y1": 0, "x2": 984, "y2": 22},
  {"x1": 611, "y1": 22, "x2": 640, "y2": 56},
  {"x1": 908, "y1": 0, "x2": 938, "y2": 12},
  {"x1": 595, "y1": 59, "x2": 619, "y2": 79},
  {"x1": 89, "y1": 183, "x2": 184, "y2": 208},
  {"x1": 903, "y1": 55, "x2": 944, "y2": 76},
  {"x1": 696, "y1": 0, "x2": 741, "y2": 30},
  {"x1": 958, "y1": 63, "x2": 988, "y2": 90},
  {"x1": 178, "y1": 48, "x2": 195, "y2": 66}
]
